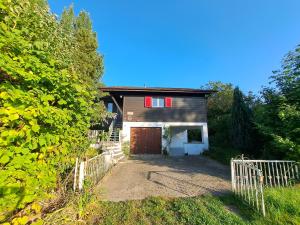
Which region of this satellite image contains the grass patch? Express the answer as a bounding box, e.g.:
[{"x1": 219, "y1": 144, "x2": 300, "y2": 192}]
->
[
  {"x1": 83, "y1": 195, "x2": 245, "y2": 225},
  {"x1": 220, "y1": 186, "x2": 300, "y2": 225},
  {"x1": 44, "y1": 186, "x2": 300, "y2": 225},
  {"x1": 204, "y1": 146, "x2": 241, "y2": 165},
  {"x1": 263, "y1": 186, "x2": 300, "y2": 224}
]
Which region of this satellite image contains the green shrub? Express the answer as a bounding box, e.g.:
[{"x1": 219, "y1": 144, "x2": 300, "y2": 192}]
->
[
  {"x1": 84, "y1": 147, "x2": 101, "y2": 159},
  {"x1": 204, "y1": 146, "x2": 241, "y2": 165},
  {"x1": 0, "y1": 0, "x2": 103, "y2": 221},
  {"x1": 122, "y1": 141, "x2": 130, "y2": 157}
]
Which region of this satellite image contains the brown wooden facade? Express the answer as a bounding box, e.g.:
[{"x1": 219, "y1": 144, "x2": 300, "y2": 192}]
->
[{"x1": 123, "y1": 95, "x2": 207, "y2": 122}]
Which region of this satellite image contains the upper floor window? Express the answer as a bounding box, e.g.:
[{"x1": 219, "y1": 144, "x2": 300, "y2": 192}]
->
[
  {"x1": 145, "y1": 96, "x2": 172, "y2": 108},
  {"x1": 152, "y1": 97, "x2": 164, "y2": 107}
]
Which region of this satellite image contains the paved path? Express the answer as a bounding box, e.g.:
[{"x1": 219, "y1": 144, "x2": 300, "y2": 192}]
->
[{"x1": 95, "y1": 155, "x2": 231, "y2": 201}]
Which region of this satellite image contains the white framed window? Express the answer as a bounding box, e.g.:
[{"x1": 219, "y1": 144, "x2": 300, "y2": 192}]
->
[
  {"x1": 187, "y1": 128, "x2": 203, "y2": 143},
  {"x1": 152, "y1": 97, "x2": 165, "y2": 107},
  {"x1": 107, "y1": 102, "x2": 113, "y2": 112}
]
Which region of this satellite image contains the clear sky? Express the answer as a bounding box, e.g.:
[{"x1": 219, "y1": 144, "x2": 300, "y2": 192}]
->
[{"x1": 48, "y1": 0, "x2": 300, "y2": 93}]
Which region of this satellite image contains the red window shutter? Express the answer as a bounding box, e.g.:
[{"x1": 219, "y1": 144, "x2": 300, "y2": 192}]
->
[
  {"x1": 165, "y1": 97, "x2": 172, "y2": 107},
  {"x1": 145, "y1": 96, "x2": 152, "y2": 107}
]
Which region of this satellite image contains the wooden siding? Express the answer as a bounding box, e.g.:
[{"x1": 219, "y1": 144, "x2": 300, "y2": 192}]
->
[{"x1": 123, "y1": 96, "x2": 207, "y2": 122}]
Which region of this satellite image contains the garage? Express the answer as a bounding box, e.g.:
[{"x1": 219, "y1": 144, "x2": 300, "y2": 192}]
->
[{"x1": 130, "y1": 127, "x2": 162, "y2": 154}]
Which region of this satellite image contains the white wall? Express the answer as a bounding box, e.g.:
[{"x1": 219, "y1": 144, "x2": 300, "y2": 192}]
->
[
  {"x1": 169, "y1": 127, "x2": 186, "y2": 156},
  {"x1": 122, "y1": 122, "x2": 209, "y2": 155}
]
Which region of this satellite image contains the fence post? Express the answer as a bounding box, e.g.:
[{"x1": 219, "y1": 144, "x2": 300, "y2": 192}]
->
[
  {"x1": 78, "y1": 161, "x2": 85, "y2": 191},
  {"x1": 259, "y1": 173, "x2": 266, "y2": 216},
  {"x1": 231, "y1": 159, "x2": 236, "y2": 192},
  {"x1": 73, "y1": 157, "x2": 78, "y2": 191}
]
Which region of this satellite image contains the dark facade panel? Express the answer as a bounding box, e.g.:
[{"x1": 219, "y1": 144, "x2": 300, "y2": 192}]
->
[{"x1": 123, "y1": 95, "x2": 207, "y2": 122}]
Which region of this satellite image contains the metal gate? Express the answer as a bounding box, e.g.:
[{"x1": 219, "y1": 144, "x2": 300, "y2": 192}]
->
[{"x1": 231, "y1": 155, "x2": 299, "y2": 216}]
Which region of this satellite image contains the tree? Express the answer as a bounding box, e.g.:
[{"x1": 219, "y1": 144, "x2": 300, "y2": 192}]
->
[
  {"x1": 231, "y1": 87, "x2": 254, "y2": 153},
  {"x1": 255, "y1": 45, "x2": 300, "y2": 160},
  {"x1": 202, "y1": 81, "x2": 234, "y2": 147},
  {"x1": 0, "y1": 0, "x2": 105, "y2": 221},
  {"x1": 60, "y1": 7, "x2": 108, "y2": 126}
]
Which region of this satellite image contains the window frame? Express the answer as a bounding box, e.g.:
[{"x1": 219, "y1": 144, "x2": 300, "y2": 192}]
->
[
  {"x1": 152, "y1": 97, "x2": 165, "y2": 108},
  {"x1": 107, "y1": 102, "x2": 113, "y2": 112},
  {"x1": 187, "y1": 128, "x2": 203, "y2": 143}
]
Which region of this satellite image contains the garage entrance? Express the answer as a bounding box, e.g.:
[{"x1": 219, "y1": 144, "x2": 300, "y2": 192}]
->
[{"x1": 130, "y1": 127, "x2": 162, "y2": 154}]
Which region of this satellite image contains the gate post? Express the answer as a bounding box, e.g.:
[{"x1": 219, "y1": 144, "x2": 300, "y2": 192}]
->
[
  {"x1": 258, "y1": 172, "x2": 266, "y2": 216},
  {"x1": 73, "y1": 158, "x2": 79, "y2": 191},
  {"x1": 231, "y1": 159, "x2": 236, "y2": 192},
  {"x1": 78, "y1": 161, "x2": 85, "y2": 191}
]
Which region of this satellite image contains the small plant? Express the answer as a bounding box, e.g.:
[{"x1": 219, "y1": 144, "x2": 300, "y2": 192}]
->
[
  {"x1": 98, "y1": 131, "x2": 110, "y2": 142},
  {"x1": 162, "y1": 126, "x2": 172, "y2": 155},
  {"x1": 84, "y1": 147, "x2": 101, "y2": 159},
  {"x1": 77, "y1": 180, "x2": 93, "y2": 219},
  {"x1": 122, "y1": 141, "x2": 130, "y2": 158},
  {"x1": 162, "y1": 149, "x2": 169, "y2": 156}
]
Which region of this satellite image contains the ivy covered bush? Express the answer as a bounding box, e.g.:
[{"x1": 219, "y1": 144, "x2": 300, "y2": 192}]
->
[{"x1": 0, "y1": 0, "x2": 104, "y2": 221}]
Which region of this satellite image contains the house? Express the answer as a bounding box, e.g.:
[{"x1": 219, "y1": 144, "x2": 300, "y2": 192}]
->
[{"x1": 100, "y1": 86, "x2": 215, "y2": 156}]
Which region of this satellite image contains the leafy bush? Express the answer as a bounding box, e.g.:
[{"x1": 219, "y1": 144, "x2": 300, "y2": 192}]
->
[
  {"x1": 203, "y1": 146, "x2": 241, "y2": 165},
  {"x1": 122, "y1": 141, "x2": 130, "y2": 158},
  {"x1": 0, "y1": 0, "x2": 103, "y2": 221}
]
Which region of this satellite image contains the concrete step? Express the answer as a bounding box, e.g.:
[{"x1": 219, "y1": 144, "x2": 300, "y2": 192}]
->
[
  {"x1": 104, "y1": 144, "x2": 121, "y2": 148},
  {"x1": 113, "y1": 152, "x2": 123, "y2": 157},
  {"x1": 102, "y1": 142, "x2": 121, "y2": 147},
  {"x1": 118, "y1": 155, "x2": 126, "y2": 162},
  {"x1": 104, "y1": 146, "x2": 121, "y2": 150},
  {"x1": 113, "y1": 154, "x2": 125, "y2": 162},
  {"x1": 112, "y1": 154, "x2": 124, "y2": 164},
  {"x1": 115, "y1": 155, "x2": 125, "y2": 162}
]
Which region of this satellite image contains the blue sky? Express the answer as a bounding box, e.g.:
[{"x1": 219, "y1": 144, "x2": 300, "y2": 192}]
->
[{"x1": 49, "y1": 0, "x2": 300, "y2": 93}]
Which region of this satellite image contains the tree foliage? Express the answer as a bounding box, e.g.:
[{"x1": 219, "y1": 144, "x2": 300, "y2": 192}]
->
[
  {"x1": 255, "y1": 45, "x2": 300, "y2": 160},
  {"x1": 0, "y1": 0, "x2": 104, "y2": 221},
  {"x1": 205, "y1": 45, "x2": 300, "y2": 162},
  {"x1": 203, "y1": 81, "x2": 234, "y2": 147},
  {"x1": 231, "y1": 87, "x2": 254, "y2": 153}
]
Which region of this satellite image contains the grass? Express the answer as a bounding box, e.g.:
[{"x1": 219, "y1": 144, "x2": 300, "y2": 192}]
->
[
  {"x1": 220, "y1": 186, "x2": 300, "y2": 225},
  {"x1": 83, "y1": 195, "x2": 245, "y2": 225},
  {"x1": 262, "y1": 186, "x2": 300, "y2": 224},
  {"x1": 44, "y1": 186, "x2": 300, "y2": 225}
]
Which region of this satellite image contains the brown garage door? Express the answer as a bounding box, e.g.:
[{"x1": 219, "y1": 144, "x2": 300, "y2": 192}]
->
[{"x1": 130, "y1": 127, "x2": 162, "y2": 154}]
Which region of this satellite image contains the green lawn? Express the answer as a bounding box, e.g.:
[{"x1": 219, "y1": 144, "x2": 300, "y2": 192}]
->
[{"x1": 44, "y1": 186, "x2": 300, "y2": 225}]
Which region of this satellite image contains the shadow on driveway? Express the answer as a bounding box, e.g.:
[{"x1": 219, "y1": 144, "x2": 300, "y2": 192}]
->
[{"x1": 96, "y1": 155, "x2": 231, "y2": 201}]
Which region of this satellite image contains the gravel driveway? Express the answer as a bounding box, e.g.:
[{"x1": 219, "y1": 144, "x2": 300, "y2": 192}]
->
[{"x1": 96, "y1": 155, "x2": 231, "y2": 201}]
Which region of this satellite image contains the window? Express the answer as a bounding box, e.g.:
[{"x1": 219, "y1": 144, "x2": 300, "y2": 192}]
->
[
  {"x1": 187, "y1": 128, "x2": 202, "y2": 143},
  {"x1": 152, "y1": 97, "x2": 165, "y2": 107},
  {"x1": 107, "y1": 102, "x2": 113, "y2": 112}
]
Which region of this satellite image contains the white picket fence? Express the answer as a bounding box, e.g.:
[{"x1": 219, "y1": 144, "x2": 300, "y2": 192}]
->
[
  {"x1": 231, "y1": 156, "x2": 299, "y2": 216},
  {"x1": 73, "y1": 147, "x2": 124, "y2": 191}
]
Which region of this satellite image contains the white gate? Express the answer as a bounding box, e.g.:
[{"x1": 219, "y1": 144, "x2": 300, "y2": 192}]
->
[{"x1": 231, "y1": 155, "x2": 299, "y2": 216}]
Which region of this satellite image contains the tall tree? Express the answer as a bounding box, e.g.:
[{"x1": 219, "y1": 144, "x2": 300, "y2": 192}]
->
[
  {"x1": 60, "y1": 7, "x2": 108, "y2": 125},
  {"x1": 73, "y1": 11, "x2": 103, "y2": 86},
  {"x1": 255, "y1": 45, "x2": 300, "y2": 160},
  {"x1": 202, "y1": 81, "x2": 234, "y2": 146},
  {"x1": 0, "y1": 0, "x2": 105, "y2": 220},
  {"x1": 231, "y1": 87, "x2": 254, "y2": 153}
]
